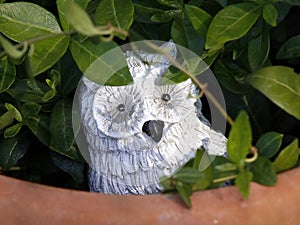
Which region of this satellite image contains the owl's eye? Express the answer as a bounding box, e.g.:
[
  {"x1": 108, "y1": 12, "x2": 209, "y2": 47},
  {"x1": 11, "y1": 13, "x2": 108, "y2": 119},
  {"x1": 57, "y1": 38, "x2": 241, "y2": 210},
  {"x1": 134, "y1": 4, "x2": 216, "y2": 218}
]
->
[
  {"x1": 117, "y1": 104, "x2": 126, "y2": 112},
  {"x1": 161, "y1": 93, "x2": 171, "y2": 102}
]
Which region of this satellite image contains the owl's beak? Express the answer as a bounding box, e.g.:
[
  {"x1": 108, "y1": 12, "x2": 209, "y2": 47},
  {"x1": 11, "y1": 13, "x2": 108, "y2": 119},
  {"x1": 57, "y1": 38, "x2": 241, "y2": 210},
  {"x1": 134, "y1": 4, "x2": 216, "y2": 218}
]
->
[{"x1": 142, "y1": 120, "x2": 164, "y2": 143}]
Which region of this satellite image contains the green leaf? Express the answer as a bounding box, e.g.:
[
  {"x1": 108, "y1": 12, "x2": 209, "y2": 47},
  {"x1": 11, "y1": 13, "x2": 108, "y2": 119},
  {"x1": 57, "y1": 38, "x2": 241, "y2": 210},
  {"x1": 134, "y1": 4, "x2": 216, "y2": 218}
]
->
[
  {"x1": 95, "y1": 0, "x2": 134, "y2": 40},
  {"x1": 6, "y1": 79, "x2": 51, "y2": 103},
  {"x1": 0, "y1": 2, "x2": 69, "y2": 76},
  {"x1": 4, "y1": 123, "x2": 22, "y2": 138},
  {"x1": 69, "y1": 37, "x2": 117, "y2": 73},
  {"x1": 156, "y1": 0, "x2": 183, "y2": 9},
  {"x1": 57, "y1": 0, "x2": 91, "y2": 31},
  {"x1": 0, "y1": 133, "x2": 30, "y2": 170},
  {"x1": 173, "y1": 167, "x2": 204, "y2": 184},
  {"x1": 247, "y1": 66, "x2": 300, "y2": 120},
  {"x1": 248, "y1": 28, "x2": 270, "y2": 71},
  {"x1": 0, "y1": 57, "x2": 15, "y2": 93},
  {"x1": 133, "y1": 2, "x2": 165, "y2": 24},
  {"x1": 249, "y1": 156, "x2": 277, "y2": 186},
  {"x1": 24, "y1": 114, "x2": 50, "y2": 147},
  {"x1": 21, "y1": 102, "x2": 41, "y2": 118},
  {"x1": 5, "y1": 103, "x2": 22, "y2": 122},
  {"x1": 205, "y1": 2, "x2": 261, "y2": 50},
  {"x1": 54, "y1": 50, "x2": 82, "y2": 96},
  {"x1": 49, "y1": 98, "x2": 82, "y2": 160},
  {"x1": 151, "y1": 10, "x2": 181, "y2": 23},
  {"x1": 256, "y1": 132, "x2": 283, "y2": 158},
  {"x1": 0, "y1": 34, "x2": 28, "y2": 59},
  {"x1": 184, "y1": 5, "x2": 212, "y2": 37},
  {"x1": 273, "y1": 139, "x2": 299, "y2": 173},
  {"x1": 276, "y1": 35, "x2": 300, "y2": 59},
  {"x1": 175, "y1": 182, "x2": 192, "y2": 208},
  {"x1": 235, "y1": 170, "x2": 253, "y2": 198},
  {"x1": 263, "y1": 3, "x2": 278, "y2": 27},
  {"x1": 214, "y1": 60, "x2": 252, "y2": 94},
  {"x1": 70, "y1": 37, "x2": 133, "y2": 86},
  {"x1": 161, "y1": 65, "x2": 189, "y2": 84},
  {"x1": 0, "y1": 110, "x2": 15, "y2": 131},
  {"x1": 171, "y1": 14, "x2": 204, "y2": 56},
  {"x1": 227, "y1": 110, "x2": 252, "y2": 169},
  {"x1": 64, "y1": 0, "x2": 102, "y2": 36}
]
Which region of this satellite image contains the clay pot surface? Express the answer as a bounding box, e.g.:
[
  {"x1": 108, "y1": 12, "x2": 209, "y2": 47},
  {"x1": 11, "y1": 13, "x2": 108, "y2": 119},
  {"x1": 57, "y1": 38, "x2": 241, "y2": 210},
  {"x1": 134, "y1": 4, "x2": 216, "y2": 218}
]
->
[{"x1": 1, "y1": 167, "x2": 300, "y2": 225}]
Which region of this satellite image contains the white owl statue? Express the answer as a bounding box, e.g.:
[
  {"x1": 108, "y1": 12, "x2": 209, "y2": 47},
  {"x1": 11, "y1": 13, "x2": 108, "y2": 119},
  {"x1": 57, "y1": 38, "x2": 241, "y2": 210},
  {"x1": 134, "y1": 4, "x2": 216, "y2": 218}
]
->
[{"x1": 76, "y1": 41, "x2": 227, "y2": 194}]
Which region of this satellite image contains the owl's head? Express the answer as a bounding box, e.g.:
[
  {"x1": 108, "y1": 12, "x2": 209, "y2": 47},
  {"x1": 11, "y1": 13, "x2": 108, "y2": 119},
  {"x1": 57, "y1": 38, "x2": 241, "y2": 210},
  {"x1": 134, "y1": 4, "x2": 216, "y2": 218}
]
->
[{"x1": 75, "y1": 41, "x2": 226, "y2": 194}]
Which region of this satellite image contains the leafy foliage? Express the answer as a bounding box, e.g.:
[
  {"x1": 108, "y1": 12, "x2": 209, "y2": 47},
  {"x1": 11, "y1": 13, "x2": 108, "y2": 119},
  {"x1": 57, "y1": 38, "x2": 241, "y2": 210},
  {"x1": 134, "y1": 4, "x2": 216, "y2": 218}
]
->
[{"x1": 0, "y1": 0, "x2": 299, "y2": 201}]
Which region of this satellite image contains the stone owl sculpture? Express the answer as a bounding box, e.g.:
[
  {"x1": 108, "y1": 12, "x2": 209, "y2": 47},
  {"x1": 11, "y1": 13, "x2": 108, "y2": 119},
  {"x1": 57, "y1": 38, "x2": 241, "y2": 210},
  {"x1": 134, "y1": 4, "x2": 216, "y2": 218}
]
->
[{"x1": 77, "y1": 41, "x2": 227, "y2": 195}]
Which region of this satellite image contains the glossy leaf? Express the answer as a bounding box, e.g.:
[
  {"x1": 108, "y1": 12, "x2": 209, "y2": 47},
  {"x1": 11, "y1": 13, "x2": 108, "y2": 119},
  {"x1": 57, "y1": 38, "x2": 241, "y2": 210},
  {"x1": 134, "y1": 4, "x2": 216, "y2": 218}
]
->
[
  {"x1": 0, "y1": 57, "x2": 15, "y2": 93},
  {"x1": 173, "y1": 167, "x2": 204, "y2": 184},
  {"x1": 0, "y1": 2, "x2": 69, "y2": 76},
  {"x1": 205, "y1": 2, "x2": 261, "y2": 50},
  {"x1": 56, "y1": 0, "x2": 91, "y2": 31},
  {"x1": 151, "y1": 10, "x2": 181, "y2": 23},
  {"x1": 248, "y1": 29, "x2": 270, "y2": 71},
  {"x1": 247, "y1": 66, "x2": 300, "y2": 120},
  {"x1": 64, "y1": 0, "x2": 101, "y2": 36},
  {"x1": 250, "y1": 156, "x2": 277, "y2": 186},
  {"x1": 263, "y1": 3, "x2": 278, "y2": 27},
  {"x1": 156, "y1": 0, "x2": 183, "y2": 9},
  {"x1": 227, "y1": 110, "x2": 252, "y2": 169},
  {"x1": 273, "y1": 139, "x2": 299, "y2": 173},
  {"x1": 256, "y1": 132, "x2": 283, "y2": 158},
  {"x1": 6, "y1": 79, "x2": 51, "y2": 103},
  {"x1": 49, "y1": 99, "x2": 82, "y2": 160},
  {"x1": 185, "y1": 5, "x2": 212, "y2": 37},
  {"x1": 4, "y1": 123, "x2": 22, "y2": 138},
  {"x1": 133, "y1": 2, "x2": 164, "y2": 24},
  {"x1": 276, "y1": 35, "x2": 300, "y2": 59},
  {"x1": 0, "y1": 134, "x2": 30, "y2": 170},
  {"x1": 235, "y1": 170, "x2": 253, "y2": 198},
  {"x1": 95, "y1": 0, "x2": 134, "y2": 40}
]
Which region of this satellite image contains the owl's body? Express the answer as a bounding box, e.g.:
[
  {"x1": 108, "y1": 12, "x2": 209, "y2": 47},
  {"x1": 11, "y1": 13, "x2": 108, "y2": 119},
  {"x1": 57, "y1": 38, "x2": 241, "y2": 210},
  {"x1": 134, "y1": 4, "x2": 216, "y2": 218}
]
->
[{"x1": 78, "y1": 42, "x2": 227, "y2": 194}]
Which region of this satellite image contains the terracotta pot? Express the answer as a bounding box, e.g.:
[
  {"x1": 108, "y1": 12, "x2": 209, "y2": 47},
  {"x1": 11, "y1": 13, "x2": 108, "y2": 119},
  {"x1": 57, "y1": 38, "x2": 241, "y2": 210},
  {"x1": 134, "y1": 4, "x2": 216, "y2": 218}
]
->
[{"x1": 0, "y1": 167, "x2": 300, "y2": 225}]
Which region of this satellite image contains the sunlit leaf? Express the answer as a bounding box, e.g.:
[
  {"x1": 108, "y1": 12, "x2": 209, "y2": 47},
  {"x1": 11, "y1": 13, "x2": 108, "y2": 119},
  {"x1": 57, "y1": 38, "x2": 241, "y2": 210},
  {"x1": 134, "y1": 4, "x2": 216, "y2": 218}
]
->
[
  {"x1": 185, "y1": 5, "x2": 212, "y2": 37},
  {"x1": 227, "y1": 110, "x2": 252, "y2": 169},
  {"x1": 205, "y1": 2, "x2": 261, "y2": 50},
  {"x1": 247, "y1": 66, "x2": 300, "y2": 120},
  {"x1": 95, "y1": 0, "x2": 134, "y2": 40},
  {"x1": 235, "y1": 170, "x2": 253, "y2": 198},
  {"x1": 273, "y1": 139, "x2": 299, "y2": 173},
  {"x1": 0, "y1": 2, "x2": 69, "y2": 75}
]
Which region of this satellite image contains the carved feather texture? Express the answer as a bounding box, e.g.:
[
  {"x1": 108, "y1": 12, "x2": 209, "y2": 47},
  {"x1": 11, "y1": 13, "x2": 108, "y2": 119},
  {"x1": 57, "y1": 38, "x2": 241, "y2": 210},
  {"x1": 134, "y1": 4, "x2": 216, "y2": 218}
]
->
[{"x1": 78, "y1": 41, "x2": 227, "y2": 194}]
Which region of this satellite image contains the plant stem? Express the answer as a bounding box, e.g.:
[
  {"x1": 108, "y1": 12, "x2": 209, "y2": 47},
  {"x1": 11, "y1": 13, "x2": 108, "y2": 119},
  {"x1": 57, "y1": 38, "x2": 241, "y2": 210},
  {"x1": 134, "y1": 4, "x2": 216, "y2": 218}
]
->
[{"x1": 213, "y1": 174, "x2": 237, "y2": 183}]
